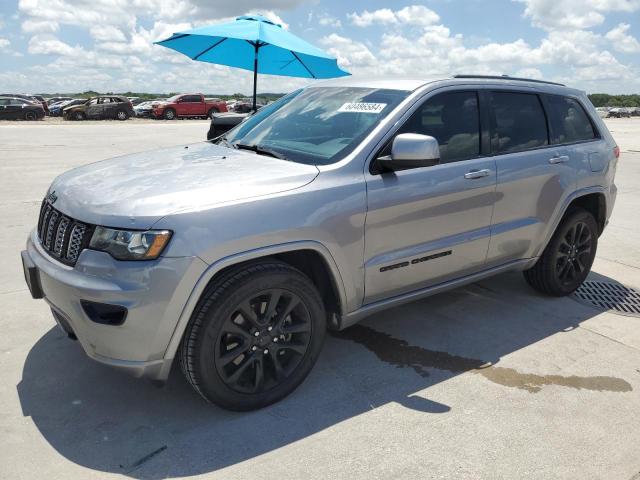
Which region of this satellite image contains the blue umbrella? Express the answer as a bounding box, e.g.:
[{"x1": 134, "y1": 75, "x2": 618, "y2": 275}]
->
[{"x1": 155, "y1": 14, "x2": 350, "y2": 110}]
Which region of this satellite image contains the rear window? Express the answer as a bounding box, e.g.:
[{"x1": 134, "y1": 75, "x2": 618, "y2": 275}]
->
[
  {"x1": 545, "y1": 95, "x2": 596, "y2": 144},
  {"x1": 490, "y1": 92, "x2": 549, "y2": 154}
]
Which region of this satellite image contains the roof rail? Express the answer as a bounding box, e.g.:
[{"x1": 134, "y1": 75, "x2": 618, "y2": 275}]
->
[{"x1": 453, "y1": 74, "x2": 565, "y2": 87}]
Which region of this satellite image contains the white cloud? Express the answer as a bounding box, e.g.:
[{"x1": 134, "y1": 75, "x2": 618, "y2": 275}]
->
[
  {"x1": 21, "y1": 19, "x2": 59, "y2": 33},
  {"x1": 0, "y1": 38, "x2": 10, "y2": 50},
  {"x1": 349, "y1": 5, "x2": 439, "y2": 27},
  {"x1": 516, "y1": 0, "x2": 640, "y2": 30},
  {"x1": 27, "y1": 35, "x2": 78, "y2": 56},
  {"x1": 319, "y1": 33, "x2": 377, "y2": 68},
  {"x1": 605, "y1": 23, "x2": 640, "y2": 53},
  {"x1": 90, "y1": 25, "x2": 127, "y2": 42},
  {"x1": 318, "y1": 13, "x2": 341, "y2": 28}
]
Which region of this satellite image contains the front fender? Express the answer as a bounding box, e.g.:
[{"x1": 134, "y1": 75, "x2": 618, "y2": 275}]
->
[{"x1": 161, "y1": 240, "x2": 348, "y2": 363}]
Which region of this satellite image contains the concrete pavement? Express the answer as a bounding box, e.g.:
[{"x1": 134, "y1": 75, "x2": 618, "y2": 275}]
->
[{"x1": 1, "y1": 118, "x2": 639, "y2": 479}]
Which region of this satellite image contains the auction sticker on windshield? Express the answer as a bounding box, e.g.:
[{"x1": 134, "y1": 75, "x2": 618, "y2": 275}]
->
[{"x1": 338, "y1": 102, "x2": 387, "y2": 114}]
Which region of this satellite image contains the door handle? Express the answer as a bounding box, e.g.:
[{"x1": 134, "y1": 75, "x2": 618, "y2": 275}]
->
[
  {"x1": 464, "y1": 169, "x2": 491, "y2": 179},
  {"x1": 549, "y1": 155, "x2": 569, "y2": 164}
]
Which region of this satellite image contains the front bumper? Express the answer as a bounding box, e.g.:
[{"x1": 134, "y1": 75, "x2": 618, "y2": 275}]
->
[{"x1": 23, "y1": 230, "x2": 207, "y2": 381}]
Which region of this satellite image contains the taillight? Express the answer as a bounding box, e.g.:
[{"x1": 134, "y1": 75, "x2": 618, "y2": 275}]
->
[{"x1": 614, "y1": 146, "x2": 620, "y2": 159}]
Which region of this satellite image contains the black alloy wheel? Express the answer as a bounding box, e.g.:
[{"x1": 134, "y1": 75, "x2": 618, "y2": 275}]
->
[
  {"x1": 214, "y1": 288, "x2": 312, "y2": 394},
  {"x1": 554, "y1": 220, "x2": 593, "y2": 287},
  {"x1": 180, "y1": 261, "x2": 326, "y2": 410},
  {"x1": 524, "y1": 208, "x2": 598, "y2": 296}
]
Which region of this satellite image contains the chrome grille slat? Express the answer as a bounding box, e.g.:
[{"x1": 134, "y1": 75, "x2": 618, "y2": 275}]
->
[
  {"x1": 45, "y1": 211, "x2": 59, "y2": 249},
  {"x1": 39, "y1": 204, "x2": 52, "y2": 240},
  {"x1": 66, "y1": 223, "x2": 87, "y2": 263},
  {"x1": 53, "y1": 217, "x2": 70, "y2": 256},
  {"x1": 36, "y1": 201, "x2": 93, "y2": 266}
]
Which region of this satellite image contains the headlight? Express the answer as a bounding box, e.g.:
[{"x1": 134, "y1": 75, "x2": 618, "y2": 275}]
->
[{"x1": 89, "y1": 227, "x2": 172, "y2": 260}]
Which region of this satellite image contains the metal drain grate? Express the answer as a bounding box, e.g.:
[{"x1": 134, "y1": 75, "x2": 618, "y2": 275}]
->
[{"x1": 573, "y1": 281, "x2": 640, "y2": 317}]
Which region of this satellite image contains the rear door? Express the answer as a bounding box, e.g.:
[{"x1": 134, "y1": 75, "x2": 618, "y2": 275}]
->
[
  {"x1": 363, "y1": 90, "x2": 497, "y2": 303},
  {"x1": 485, "y1": 90, "x2": 577, "y2": 267},
  {"x1": 542, "y1": 94, "x2": 606, "y2": 189}
]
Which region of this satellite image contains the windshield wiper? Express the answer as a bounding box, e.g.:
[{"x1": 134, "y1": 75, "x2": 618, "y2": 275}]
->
[
  {"x1": 235, "y1": 143, "x2": 288, "y2": 161},
  {"x1": 216, "y1": 136, "x2": 237, "y2": 149}
]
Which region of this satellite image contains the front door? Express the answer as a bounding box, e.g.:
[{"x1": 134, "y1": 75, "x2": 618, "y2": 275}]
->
[
  {"x1": 364, "y1": 90, "x2": 497, "y2": 304},
  {"x1": 85, "y1": 98, "x2": 103, "y2": 119}
]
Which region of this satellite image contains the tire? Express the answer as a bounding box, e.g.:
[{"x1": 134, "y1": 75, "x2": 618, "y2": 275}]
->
[
  {"x1": 180, "y1": 261, "x2": 326, "y2": 411},
  {"x1": 73, "y1": 111, "x2": 85, "y2": 121},
  {"x1": 115, "y1": 110, "x2": 129, "y2": 121},
  {"x1": 207, "y1": 108, "x2": 219, "y2": 119},
  {"x1": 24, "y1": 111, "x2": 36, "y2": 121},
  {"x1": 524, "y1": 208, "x2": 598, "y2": 296},
  {"x1": 164, "y1": 108, "x2": 176, "y2": 120}
]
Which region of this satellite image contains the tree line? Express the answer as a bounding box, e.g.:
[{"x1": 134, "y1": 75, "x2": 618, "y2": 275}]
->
[{"x1": 588, "y1": 94, "x2": 640, "y2": 107}]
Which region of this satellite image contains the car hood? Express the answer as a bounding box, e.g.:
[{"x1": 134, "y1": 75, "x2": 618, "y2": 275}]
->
[{"x1": 48, "y1": 142, "x2": 320, "y2": 229}]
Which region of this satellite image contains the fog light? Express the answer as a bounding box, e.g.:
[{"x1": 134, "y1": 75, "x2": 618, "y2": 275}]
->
[{"x1": 81, "y1": 300, "x2": 127, "y2": 326}]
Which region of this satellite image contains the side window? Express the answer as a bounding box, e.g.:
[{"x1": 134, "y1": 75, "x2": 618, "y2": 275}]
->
[
  {"x1": 184, "y1": 95, "x2": 201, "y2": 102},
  {"x1": 88, "y1": 98, "x2": 98, "y2": 105},
  {"x1": 490, "y1": 92, "x2": 548, "y2": 154},
  {"x1": 397, "y1": 91, "x2": 480, "y2": 163},
  {"x1": 111, "y1": 97, "x2": 123, "y2": 103},
  {"x1": 545, "y1": 95, "x2": 596, "y2": 144}
]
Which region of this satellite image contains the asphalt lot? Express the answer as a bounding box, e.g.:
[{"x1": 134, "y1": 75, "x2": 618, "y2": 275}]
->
[{"x1": 1, "y1": 118, "x2": 640, "y2": 479}]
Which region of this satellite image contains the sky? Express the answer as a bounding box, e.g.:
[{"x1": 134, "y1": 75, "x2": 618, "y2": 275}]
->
[{"x1": 0, "y1": 0, "x2": 639, "y2": 95}]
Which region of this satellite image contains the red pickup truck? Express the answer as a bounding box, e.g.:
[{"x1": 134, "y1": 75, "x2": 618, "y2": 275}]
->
[{"x1": 153, "y1": 94, "x2": 227, "y2": 120}]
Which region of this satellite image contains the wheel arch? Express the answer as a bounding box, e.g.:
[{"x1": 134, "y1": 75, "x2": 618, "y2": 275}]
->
[
  {"x1": 162, "y1": 241, "x2": 348, "y2": 363},
  {"x1": 534, "y1": 187, "x2": 608, "y2": 259},
  {"x1": 567, "y1": 192, "x2": 606, "y2": 235}
]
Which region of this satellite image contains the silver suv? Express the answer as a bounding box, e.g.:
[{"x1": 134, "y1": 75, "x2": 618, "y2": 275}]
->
[{"x1": 21, "y1": 75, "x2": 618, "y2": 410}]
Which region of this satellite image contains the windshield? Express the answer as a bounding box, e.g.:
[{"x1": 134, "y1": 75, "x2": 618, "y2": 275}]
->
[
  {"x1": 165, "y1": 95, "x2": 181, "y2": 102},
  {"x1": 221, "y1": 87, "x2": 409, "y2": 165}
]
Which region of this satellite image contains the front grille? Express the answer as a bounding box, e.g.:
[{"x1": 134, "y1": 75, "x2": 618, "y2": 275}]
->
[{"x1": 37, "y1": 200, "x2": 95, "y2": 266}]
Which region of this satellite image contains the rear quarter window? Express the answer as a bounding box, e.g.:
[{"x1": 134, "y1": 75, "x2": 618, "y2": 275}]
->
[{"x1": 545, "y1": 95, "x2": 597, "y2": 144}]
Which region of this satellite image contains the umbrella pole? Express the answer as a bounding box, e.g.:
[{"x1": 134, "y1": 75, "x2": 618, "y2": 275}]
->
[{"x1": 252, "y1": 43, "x2": 258, "y2": 112}]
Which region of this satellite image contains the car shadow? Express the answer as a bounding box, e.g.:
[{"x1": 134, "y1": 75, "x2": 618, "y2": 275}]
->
[{"x1": 16, "y1": 270, "x2": 629, "y2": 478}]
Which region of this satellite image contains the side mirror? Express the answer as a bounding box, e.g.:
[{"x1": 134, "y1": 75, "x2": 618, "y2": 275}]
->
[{"x1": 376, "y1": 133, "x2": 440, "y2": 172}]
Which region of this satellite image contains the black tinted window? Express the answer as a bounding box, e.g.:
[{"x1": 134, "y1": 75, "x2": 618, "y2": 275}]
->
[
  {"x1": 546, "y1": 96, "x2": 596, "y2": 144},
  {"x1": 490, "y1": 92, "x2": 548, "y2": 154},
  {"x1": 183, "y1": 95, "x2": 201, "y2": 102},
  {"x1": 399, "y1": 91, "x2": 480, "y2": 163}
]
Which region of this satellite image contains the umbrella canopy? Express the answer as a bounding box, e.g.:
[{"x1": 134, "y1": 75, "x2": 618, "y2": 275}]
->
[{"x1": 155, "y1": 14, "x2": 350, "y2": 110}]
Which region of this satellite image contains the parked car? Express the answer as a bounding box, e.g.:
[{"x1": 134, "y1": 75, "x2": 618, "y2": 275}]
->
[
  {"x1": 49, "y1": 99, "x2": 85, "y2": 117},
  {"x1": 0, "y1": 96, "x2": 45, "y2": 120},
  {"x1": 21, "y1": 75, "x2": 618, "y2": 411},
  {"x1": 1, "y1": 93, "x2": 41, "y2": 108},
  {"x1": 207, "y1": 111, "x2": 251, "y2": 139},
  {"x1": 47, "y1": 97, "x2": 73, "y2": 106},
  {"x1": 607, "y1": 107, "x2": 631, "y2": 118},
  {"x1": 29, "y1": 95, "x2": 50, "y2": 115},
  {"x1": 207, "y1": 104, "x2": 265, "y2": 139},
  {"x1": 153, "y1": 93, "x2": 227, "y2": 120},
  {"x1": 133, "y1": 101, "x2": 158, "y2": 118},
  {"x1": 63, "y1": 96, "x2": 134, "y2": 120}
]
